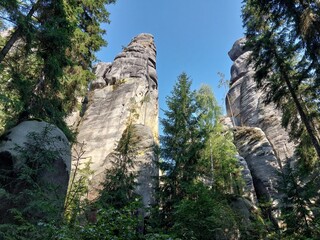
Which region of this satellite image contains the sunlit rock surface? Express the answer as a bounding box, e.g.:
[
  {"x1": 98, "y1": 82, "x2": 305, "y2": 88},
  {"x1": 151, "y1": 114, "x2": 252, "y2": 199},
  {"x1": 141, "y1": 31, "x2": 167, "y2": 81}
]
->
[{"x1": 74, "y1": 33, "x2": 159, "y2": 206}]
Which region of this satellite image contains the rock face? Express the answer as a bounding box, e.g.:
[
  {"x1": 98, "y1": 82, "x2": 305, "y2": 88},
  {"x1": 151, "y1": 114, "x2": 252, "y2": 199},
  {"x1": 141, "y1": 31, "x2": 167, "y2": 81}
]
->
[
  {"x1": 226, "y1": 38, "x2": 296, "y2": 223},
  {"x1": 75, "y1": 33, "x2": 158, "y2": 207},
  {"x1": 227, "y1": 38, "x2": 295, "y2": 165},
  {"x1": 0, "y1": 120, "x2": 71, "y2": 222},
  {"x1": 233, "y1": 127, "x2": 283, "y2": 223}
]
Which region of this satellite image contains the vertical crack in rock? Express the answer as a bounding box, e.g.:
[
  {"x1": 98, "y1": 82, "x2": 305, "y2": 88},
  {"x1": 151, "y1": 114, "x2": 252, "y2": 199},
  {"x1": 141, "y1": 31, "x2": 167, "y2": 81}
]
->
[{"x1": 74, "y1": 33, "x2": 159, "y2": 207}]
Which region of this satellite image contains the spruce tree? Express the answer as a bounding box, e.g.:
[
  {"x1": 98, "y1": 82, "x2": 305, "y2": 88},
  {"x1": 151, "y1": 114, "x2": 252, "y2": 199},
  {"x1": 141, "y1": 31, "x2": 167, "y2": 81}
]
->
[
  {"x1": 159, "y1": 73, "x2": 206, "y2": 228},
  {"x1": 280, "y1": 165, "x2": 320, "y2": 238}
]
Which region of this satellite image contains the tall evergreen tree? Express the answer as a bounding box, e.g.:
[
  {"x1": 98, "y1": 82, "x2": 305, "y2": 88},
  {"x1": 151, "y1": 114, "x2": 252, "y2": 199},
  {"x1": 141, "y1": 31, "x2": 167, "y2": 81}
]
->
[
  {"x1": 0, "y1": 0, "x2": 73, "y2": 135},
  {"x1": 242, "y1": 0, "x2": 320, "y2": 236},
  {"x1": 159, "y1": 73, "x2": 206, "y2": 227},
  {"x1": 280, "y1": 167, "x2": 320, "y2": 238}
]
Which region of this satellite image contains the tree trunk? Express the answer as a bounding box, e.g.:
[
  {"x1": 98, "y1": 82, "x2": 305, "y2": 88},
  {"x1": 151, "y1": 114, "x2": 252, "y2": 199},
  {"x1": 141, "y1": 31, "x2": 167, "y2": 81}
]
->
[
  {"x1": 274, "y1": 51, "x2": 320, "y2": 159},
  {"x1": 283, "y1": 74, "x2": 320, "y2": 159}
]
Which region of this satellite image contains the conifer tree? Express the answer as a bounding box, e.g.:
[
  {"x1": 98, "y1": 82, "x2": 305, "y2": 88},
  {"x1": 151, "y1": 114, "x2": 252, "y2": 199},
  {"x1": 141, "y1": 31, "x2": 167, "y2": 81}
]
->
[
  {"x1": 242, "y1": 1, "x2": 320, "y2": 236},
  {"x1": 159, "y1": 73, "x2": 206, "y2": 227},
  {"x1": 242, "y1": 0, "x2": 320, "y2": 160},
  {"x1": 0, "y1": 1, "x2": 115, "y2": 137},
  {"x1": 280, "y1": 166, "x2": 320, "y2": 238},
  {"x1": 98, "y1": 123, "x2": 139, "y2": 209}
]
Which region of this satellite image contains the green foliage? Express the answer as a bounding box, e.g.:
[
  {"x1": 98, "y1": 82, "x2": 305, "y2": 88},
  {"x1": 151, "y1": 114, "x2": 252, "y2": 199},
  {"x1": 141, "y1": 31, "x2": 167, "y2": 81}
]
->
[
  {"x1": 0, "y1": 125, "x2": 147, "y2": 239},
  {"x1": 196, "y1": 84, "x2": 222, "y2": 130},
  {"x1": 279, "y1": 166, "x2": 320, "y2": 239},
  {"x1": 242, "y1": 1, "x2": 320, "y2": 237},
  {"x1": 210, "y1": 125, "x2": 242, "y2": 193},
  {"x1": 0, "y1": 0, "x2": 74, "y2": 137},
  {"x1": 172, "y1": 182, "x2": 238, "y2": 240},
  {"x1": 295, "y1": 131, "x2": 319, "y2": 173},
  {"x1": 0, "y1": 201, "x2": 144, "y2": 240},
  {"x1": 157, "y1": 73, "x2": 253, "y2": 238},
  {"x1": 53, "y1": 201, "x2": 143, "y2": 240},
  {"x1": 0, "y1": 126, "x2": 68, "y2": 236},
  {"x1": 242, "y1": 0, "x2": 320, "y2": 159},
  {"x1": 64, "y1": 143, "x2": 94, "y2": 224},
  {"x1": 159, "y1": 72, "x2": 206, "y2": 228},
  {"x1": 0, "y1": 0, "x2": 115, "y2": 139},
  {"x1": 195, "y1": 85, "x2": 241, "y2": 193}
]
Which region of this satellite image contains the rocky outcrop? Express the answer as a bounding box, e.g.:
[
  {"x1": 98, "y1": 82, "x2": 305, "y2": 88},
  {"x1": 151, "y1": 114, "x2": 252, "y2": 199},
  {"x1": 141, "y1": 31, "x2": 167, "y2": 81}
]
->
[
  {"x1": 236, "y1": 154, "x2": 257, "y2": 204},
  {"x1": 221, "y1": 117, "x2": 257, "y2": 204},
  {"x1": 226, "y1": 38, "x2": 296, "y2": 223},
  {"x1": 74, "y1": 33, "x2": 158, "y2": 207},
  {"x1": 233, "y1": 127, "x2": 283, "y2": 223},
  {"x1": 227, "y1": 38, "x2": 295, "y2": 164},
  {"x1": 0, "y1": 120, "x2": 71, "y2": 222}
]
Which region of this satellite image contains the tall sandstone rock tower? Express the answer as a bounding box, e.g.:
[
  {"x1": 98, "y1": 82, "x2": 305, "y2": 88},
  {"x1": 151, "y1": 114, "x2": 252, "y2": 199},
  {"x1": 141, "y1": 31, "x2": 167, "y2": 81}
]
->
[
  {"x1": 74, "y1": 33, "x2": 158, "y2": 207},
  {"x1": 225, "y1": 38, "x2": 296, "y2": 223}
]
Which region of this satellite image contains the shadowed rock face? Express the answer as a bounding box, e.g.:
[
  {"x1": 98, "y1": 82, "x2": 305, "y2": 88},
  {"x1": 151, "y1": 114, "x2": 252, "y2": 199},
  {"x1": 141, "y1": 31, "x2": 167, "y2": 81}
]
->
[
  {"x1": 233, "y1": 127, "x2": 283, "y2": 223},
  {"x1": 0, "y1": 121, "x2": 71, "y2": 222},
  {"x1": 75, "y1": 33, "x2": 158, "y2": 206},
  {"x1": 226, "y1": 38, "x2": 295, "y2": 165},
  {"x1": 225, "y1": 38, "x2": 296, "y2": 224}
]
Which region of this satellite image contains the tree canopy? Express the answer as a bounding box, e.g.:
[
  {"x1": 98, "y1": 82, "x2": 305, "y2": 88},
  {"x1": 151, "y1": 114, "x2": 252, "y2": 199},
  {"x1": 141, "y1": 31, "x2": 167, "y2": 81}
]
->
[{"x1": 0, "y1": 0, "x2": 115, "y2": 138}]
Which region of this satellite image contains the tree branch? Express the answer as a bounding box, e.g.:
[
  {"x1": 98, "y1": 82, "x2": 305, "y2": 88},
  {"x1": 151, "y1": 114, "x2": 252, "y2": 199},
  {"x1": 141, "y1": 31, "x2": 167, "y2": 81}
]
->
[{"x1": 0, "y1": 0, "x2": 40, "y2": 64}]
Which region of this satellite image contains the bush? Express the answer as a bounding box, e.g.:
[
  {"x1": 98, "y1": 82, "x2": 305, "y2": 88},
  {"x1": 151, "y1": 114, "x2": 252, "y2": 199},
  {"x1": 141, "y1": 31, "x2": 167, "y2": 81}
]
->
[{"x1": 172, "y1": 183, "x2": 238, "y2": 240}]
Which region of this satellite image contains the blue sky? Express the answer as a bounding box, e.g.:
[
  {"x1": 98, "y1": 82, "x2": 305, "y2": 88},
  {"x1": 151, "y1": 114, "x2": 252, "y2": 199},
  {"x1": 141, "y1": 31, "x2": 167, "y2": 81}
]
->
[{"x1": 97, "y1": 0, "x2": 244, "y2": 116}]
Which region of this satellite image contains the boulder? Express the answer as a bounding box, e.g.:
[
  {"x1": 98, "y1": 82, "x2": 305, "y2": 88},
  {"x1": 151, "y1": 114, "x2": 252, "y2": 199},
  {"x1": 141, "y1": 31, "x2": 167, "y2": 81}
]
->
[
  {"x1": 0, "y1": 120, "x2": 71, "y2": 222},
  {"x1": 0, "y1": 120, "x2": 70, "y2": 172}
]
